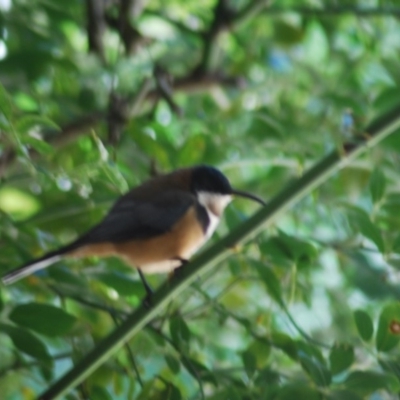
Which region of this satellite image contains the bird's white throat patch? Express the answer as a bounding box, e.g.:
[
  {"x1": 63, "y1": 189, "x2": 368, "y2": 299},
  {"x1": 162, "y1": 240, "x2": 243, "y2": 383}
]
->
[
  {"x1": 197, "y1": 191, "x2": 232, "y2": 240},
  {"x1": 197, "y1": 191, "x2": 232, "y2": 217}
]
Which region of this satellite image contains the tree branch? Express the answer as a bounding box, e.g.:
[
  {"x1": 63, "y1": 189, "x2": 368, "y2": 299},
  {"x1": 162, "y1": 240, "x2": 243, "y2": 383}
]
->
[
  {"x1": 143, "y1": 9, "x2": 201, "y2": 37},
  {"x1": 191, "y1": 0, "x2": 272, "y2": 76},
  {"x1": 0, "y1": 112, "x2": 104, "y2": 179},
  {"x1": 86, "y1": 0, "x2": 106, "y2": 60},
  {"x1": 0, "y1": 72, "x2": 242, "y2": 178},
  {"x1": 232, "y1": 0, "x2": 272, "y2": 27}
]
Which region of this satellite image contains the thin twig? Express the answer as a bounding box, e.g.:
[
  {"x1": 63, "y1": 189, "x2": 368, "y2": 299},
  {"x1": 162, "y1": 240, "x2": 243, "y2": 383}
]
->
[
  {"x1": 147, "y1": 325, "x2": 205, "y2": 400},
  {"x1": 110, "y1": 314, "x2": 144, "y2": 388}
]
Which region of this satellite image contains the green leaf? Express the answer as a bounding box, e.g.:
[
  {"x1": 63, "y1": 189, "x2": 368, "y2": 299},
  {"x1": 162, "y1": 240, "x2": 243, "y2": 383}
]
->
[
  {"x1": 248, "y1": 112, "x2": 284, "y2": 140},
  {"x1": 169, "y1": 316, "x2": 191, "y2": 347},
  {"x1": 379, "y1": 357, "x2": 400, "y2": 379},
  {"x1": 207, "y1": 389, "x2": 241, "y2": 400},
  {"x1": 259, "y1": 237, "x2": 294, "y2": 268},
  {"x1": 278, "y1": 231, "x2": 318, "y2": 266},
  {"x1": 177, "y1": 135, "x2": 206, "y2": 165},
  {"x1": 369, "y1": 169, "x2": 386, "y2": 203},
  {"x1": 354, "y1": 309, "x2": 374, "y2": 341},
  {"x1": 0, "y1": 322, "x2": 51, "y2": 360},
  {"x1": 304, "y1": 21, "x2": 328, "y2": 63},
  {"x1": 387, "y1": 256, "x2": 400, "y2": 270},
  {"x1": 329, "y1": 343, "x2": 354, "y2": 375},
  {"x1": 90, "y1": 386, "x2": 113, "y2": 400},
  {"x1": 297, "y1": 344, "x2": 331, "y2": 387},
  {"x1": 275, "y1": 384, "x2": 321, "y2": 400},
  {"x1": 165, "y1": 354, "x2": 180, "y2": 375},
  {"x1": 391, "y1": 234, "x2": 400, "y2": 254},
  {"x1": 273, "y1": 21, "x2": 304, "y2": 45},
  {"x1": 271, "y1": 332, "x2": 297, "y2": 360},
  {"x1": 133, "y1": 128, "x2": 171, "y2": 168},
  {"x1": 373, "y1": 88, "x2": 400, "y2": 118},
  {"x1": 9, "y1": 303, "x2": 77, "y2": 337},
  {"x1": 241, "y1": 349, "x2": 257, "y2": 378},
  {"x1": 246, "y1": 339, "x2": 271, "y2": 369},
  {"x1": 255, "y1": 368, "x2": 281, "y2": 386},
  {"x1": 347, "y1": 207, "x2": 384, "y2": 252},
  {"x1": 136, "y1": 380, "x2": 156, "y2": 400},
  {"x1": 97, "y1": 272, "x2": 145, "y2": 297},
  {"x1": 344, "y1": 371, "x2": 400, "y2": 396},
  {"x1": 297, "y1": 341, "x2": 325, "y2": 364},
  {"x1": 252, "y1": 260, "x2": 284, "y2": 306},
  {"x1": 47, "y1": 267, "x2": 88, "y2": 287},
  {"x1": 0, "y1": 82, "x2": 13, "y2": 119},
  {"x1": 23, "y1": 135, "x2": 54, "y2": 154},
  {"x1": 161, "y1": 384, "x2": 182, "y2": 400},
  {"x1": 376, "y1": 302, "x2": 400, "y2": 352},
  {"x1": 15, "y1": 115, "x2": 59, "y2": 134},
  {"x1": 39, "y1": 363, "x2": 54, "y2": 382},
  {"x1": 326, "y1": 390, "x2": 362, "y2": 400},
  {"x1": 180, "y1": 357, "x2": 218, "y2": 385},
  {"x1": 259, "y1": 233, "x2": 318, "y2": 269}
]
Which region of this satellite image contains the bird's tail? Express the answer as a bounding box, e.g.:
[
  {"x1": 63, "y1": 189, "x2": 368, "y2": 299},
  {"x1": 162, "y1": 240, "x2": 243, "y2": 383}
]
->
[{"x1": 2, "y1": 243, "x2": 78, "y2": 285}]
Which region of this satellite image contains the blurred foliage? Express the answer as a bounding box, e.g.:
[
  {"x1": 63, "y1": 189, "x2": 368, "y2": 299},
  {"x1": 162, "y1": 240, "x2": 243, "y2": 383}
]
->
[{"x1": 1, "y1": 0, "x2": 400, "y2": 399}]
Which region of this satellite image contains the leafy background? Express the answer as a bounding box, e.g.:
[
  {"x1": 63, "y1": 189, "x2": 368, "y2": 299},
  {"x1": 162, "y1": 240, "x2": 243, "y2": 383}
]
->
[{"x1": 1, "y1": 0, "x2": 400, "y2": 399}]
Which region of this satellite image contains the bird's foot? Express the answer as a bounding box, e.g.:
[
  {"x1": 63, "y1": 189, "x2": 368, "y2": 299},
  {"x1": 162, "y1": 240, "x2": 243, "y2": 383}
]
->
[
  {"x1": 138, "y1": 268, "x2": 153, "y2": 308},
  {"x1": 170, "y1": 258, "x2": 189, "y2": 280},
  {"x1": 142, "y1": 292, "x2": 153, "y2": 309}
]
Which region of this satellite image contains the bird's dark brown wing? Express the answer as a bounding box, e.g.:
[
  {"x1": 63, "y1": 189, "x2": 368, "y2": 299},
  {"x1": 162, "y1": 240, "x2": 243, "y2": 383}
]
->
[{"x1": 74, "y1": 190, "x2": 196, "y2": 245}]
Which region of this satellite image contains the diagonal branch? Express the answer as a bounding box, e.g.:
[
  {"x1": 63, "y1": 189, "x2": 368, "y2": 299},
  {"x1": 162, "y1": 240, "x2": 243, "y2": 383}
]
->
[{"x1": 38, "y1": 104, "x2": 400, "y2": 400}]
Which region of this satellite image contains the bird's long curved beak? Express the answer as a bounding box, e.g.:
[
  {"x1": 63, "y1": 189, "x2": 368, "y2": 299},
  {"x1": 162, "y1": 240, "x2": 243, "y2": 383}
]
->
[{"x1": 231, "y1": 188, "x2": 266, "y2": 206}]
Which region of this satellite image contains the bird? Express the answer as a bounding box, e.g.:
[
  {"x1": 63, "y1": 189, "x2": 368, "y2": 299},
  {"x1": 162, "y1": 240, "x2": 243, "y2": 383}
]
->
[{"x1": 2, "y1": 165, "x2": 265, "y2": 296}]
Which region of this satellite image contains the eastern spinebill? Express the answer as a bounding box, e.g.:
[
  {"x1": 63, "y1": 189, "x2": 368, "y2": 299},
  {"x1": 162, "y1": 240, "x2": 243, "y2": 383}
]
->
[{"x1": 2, "y1": 165, "x2": 265, "y2": 295}]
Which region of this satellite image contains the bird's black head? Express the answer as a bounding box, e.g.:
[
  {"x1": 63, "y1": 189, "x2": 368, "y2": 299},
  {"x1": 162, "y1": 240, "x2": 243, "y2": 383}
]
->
[
  {"x1": 190, "y1": 165, "x2": 266, "y2": 207},
  {"x1": 190, "y1": 165, "x2": 232, "y2": 195}
]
